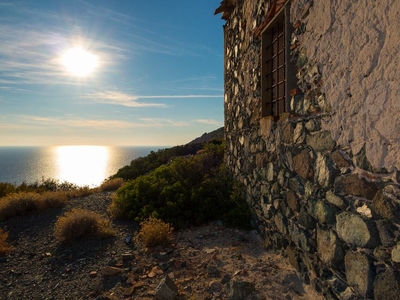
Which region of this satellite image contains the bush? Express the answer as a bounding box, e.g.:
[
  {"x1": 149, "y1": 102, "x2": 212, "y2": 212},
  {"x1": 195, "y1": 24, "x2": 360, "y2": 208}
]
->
[
  {"x1": 100, "y1": 178, "x2": 125, "y2": 192},
  {"x1": 110, "y1": 141, "x2": 252, "y2": 230},
  {"x1": 0, "y1": 183, "x2": 16, "y2": 199},
  {"x1": 0, "y1": 178, "x2": 94, "y2": 200},
  {"x1": 110, "y1": 141, "x2": 222, "y2": 181},
  {"x1": 54, "y1": 209, "x2": 114, "y2": 243},
  {"x1": 65, "y1": 186, "x2": 93, "y2": 198},
  {"x1": 0, "y1": 191, "x2": 66, "y2": 221},
  {"x1": 0, "y1": 228, "x2": 12, "y2": 256},
  {"x1": 137, "y1": 217, "x2": 173, "y2": 247}
]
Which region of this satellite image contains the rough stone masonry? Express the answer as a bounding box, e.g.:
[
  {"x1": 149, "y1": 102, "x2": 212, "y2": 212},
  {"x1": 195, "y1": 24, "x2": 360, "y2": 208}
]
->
[{"x1": 216, "y1": 0, "x2": 400, "y2": 299}]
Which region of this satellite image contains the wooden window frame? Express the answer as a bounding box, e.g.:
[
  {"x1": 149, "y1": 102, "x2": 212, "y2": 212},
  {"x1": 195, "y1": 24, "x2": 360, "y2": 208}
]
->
[{"x1": 261, "y1": 5, "x2": 295, "y2": 119}]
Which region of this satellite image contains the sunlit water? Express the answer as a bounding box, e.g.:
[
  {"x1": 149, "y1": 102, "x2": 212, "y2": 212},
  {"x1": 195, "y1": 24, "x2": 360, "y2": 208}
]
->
[{"x1": 0, "y1": 146, "x2": 164, "y2": 187}]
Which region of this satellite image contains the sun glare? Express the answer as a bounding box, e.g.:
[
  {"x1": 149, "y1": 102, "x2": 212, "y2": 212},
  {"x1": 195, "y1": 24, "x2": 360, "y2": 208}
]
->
[
  {"x1": 61, "y1": 47, "x2": 98, "y2": 77},
  {"x1": 56, "y1": 146, "x2": 108, "y2": 187}
]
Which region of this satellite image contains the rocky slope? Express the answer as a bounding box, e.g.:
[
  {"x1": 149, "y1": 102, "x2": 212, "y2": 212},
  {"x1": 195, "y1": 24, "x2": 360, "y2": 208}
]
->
[{"x1": 0, "y1": 192, "x2": 323, "y2": 300}]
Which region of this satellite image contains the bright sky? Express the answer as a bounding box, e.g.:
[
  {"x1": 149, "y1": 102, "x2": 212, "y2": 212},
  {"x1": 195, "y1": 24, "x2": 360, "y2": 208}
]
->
[{"x1": 0, "y1": 1, "x2": 225, "y2": 146}]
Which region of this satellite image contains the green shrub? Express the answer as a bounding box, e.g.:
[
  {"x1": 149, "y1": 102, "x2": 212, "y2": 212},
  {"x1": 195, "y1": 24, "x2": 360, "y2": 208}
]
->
[
  {"x1": 110, "y1": 141, "x2": 252, "y2": 229},
  {"x1": 137, "y1": 217, "x2": 173, "y2": 247},
  {"x1": 54, "y1": 208, "x2": 114, "y2": 243},
  {"x1": 110, "y1": 141, "x2": 222, "y2": 181}
]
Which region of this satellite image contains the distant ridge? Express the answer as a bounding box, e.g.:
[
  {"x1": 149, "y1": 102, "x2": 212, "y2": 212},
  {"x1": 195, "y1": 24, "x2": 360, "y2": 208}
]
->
[{"x1": 188, "y1": 127, "x2": 224, "y2": 145}]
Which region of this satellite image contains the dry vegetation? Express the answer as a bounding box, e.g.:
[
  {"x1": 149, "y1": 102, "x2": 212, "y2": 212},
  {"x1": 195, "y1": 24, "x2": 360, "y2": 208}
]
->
[
  {"x1": 0, "y1": 228, "x2": 12, "y2": 255},
  {"x1": 137, "y1": 217, "x2": 174, "y2": 247},
  {"x1": 99, "y1": 178, "x2": 125, "y2": 192},
  {"x1": 54, "y1": 208, "x2": 114, "y2": 243},
  {"x1": 0, "y1": 191, "x2": 67, "y2": 221}
]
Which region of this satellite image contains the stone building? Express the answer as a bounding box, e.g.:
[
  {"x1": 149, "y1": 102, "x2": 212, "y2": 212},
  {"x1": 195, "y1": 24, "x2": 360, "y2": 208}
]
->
[{"x1": 215, "y1": 0, "x2": 400, "y2": 298}]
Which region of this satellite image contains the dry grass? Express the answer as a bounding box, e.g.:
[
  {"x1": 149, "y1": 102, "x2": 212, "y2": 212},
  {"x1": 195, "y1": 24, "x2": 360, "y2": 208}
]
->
[
  {"x1": 137, "y1": 217, "x2": 174, "y2": 247},
  {"x1": 65, "y1": 186, "x2": 94, "y2": 198},
  {"x1": 54, "y1": 208, "x2": 114, "y2": 243},
  {"x1": 99, "y1": 178, "x2": 125, "y2": 192},
  {"x1": 0, "y1": 228, "x2": 12, "y2": 255},
  {"x1": 0, "y1": 191, "x2": 67, "y2": 221}
]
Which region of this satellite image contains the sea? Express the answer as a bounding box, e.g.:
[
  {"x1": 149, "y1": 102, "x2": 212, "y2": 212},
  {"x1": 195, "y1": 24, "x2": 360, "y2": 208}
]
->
[{"x1": 0, "y1": 146, "x2": 166, "y2": 187}]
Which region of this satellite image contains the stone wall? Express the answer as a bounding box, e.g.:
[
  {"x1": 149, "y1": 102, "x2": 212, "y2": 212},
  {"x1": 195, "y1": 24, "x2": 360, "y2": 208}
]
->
[{"x1": 222, "y1": 0, "x2": 400, "y2": 299}]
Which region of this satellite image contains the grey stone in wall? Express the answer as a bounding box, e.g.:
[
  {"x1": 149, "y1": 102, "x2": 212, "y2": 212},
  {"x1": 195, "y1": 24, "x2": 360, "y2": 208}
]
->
[
  {"x1": 336, "y1": 212, "x2": 380, "y2": 248},
  {"x1": 314, "y1": 152, "x2": 337, "y2": 188},
  {"x1": 371, "y1": 190, "x2": 400, "y2": 223},
  {"x1": 293, "y1": 148, "x2": 314, "y2": 180},
  {"x1": 307, "y1": 199, "x2": 339, "y2": 225},
  {"x1": 373, "y1": 268, "x2": 400, "y2": 300},
  {"x1": 325, "y1": 190, "x2": 346, "y2": 210},
  {"x1": 317, "y1": 228, "x2": 344, "y2": 266},
  {"x1": 286, "y1": 190, "x2": 300, "y2": 213},
  {"x1": 298, "y1": 206, "x2": 317, "y2": 230},
  {"x1": 334, "y1": 174, "x2": 379, "y2": 200},
  {"x1": 391, "y1": 243, "x2": 400, "y2": 263},
  {"x1": 331, "y1": 150, "x2": 351, "y2": 169},
  {"x1": 306, "y1": 131, "x2": 336, "y2": 152},
  {"x1": 375, "y1": 220, "x2": 396, "y2": 248},
  {"x1": 345, "y1": 251, "x2": 375, "y2": 298},
  {"x1": 222, "y1": 0, "x2": 399, "y2": 298}
]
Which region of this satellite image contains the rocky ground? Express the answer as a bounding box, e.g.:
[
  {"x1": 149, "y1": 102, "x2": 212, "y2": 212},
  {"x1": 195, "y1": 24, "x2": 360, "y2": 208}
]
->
[{"x1": 0, "y1": 192, "x2": 324, "y2": 300}]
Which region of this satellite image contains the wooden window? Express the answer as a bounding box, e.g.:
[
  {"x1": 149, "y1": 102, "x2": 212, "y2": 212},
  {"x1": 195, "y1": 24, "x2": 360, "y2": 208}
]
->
[{"x1": 261, "y1": 6, "x2": 294, "y2": 118}]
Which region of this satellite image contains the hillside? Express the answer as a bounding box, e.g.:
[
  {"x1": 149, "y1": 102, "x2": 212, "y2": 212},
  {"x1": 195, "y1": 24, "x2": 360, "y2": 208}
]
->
[
  {"x1": 111, "y1": 127, "x2": 224, "y2": 181},
  {"x1": 188, "y1": 127, "x2": 224, "y2": 144}
]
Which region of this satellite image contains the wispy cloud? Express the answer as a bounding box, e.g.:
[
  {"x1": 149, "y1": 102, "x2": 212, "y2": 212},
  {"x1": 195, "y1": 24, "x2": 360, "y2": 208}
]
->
[
  {"x1": 194, "y1": 119, "x2": 223, "y2": 126},
  {"x1": 83, "y1": 91, "x2": 222, "y2": 107},
  {"x1": 3, "y1": 114, "x2": 190, "y2": 130},
  {"x1": 83, "y1": 91, "x2": 167, "y2": 108}
]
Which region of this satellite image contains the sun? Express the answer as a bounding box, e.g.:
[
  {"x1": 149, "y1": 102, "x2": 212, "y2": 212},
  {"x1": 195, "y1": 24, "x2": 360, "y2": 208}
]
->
[{"x1": 61, "y1": 47, "x2": 98, "y2": 77}]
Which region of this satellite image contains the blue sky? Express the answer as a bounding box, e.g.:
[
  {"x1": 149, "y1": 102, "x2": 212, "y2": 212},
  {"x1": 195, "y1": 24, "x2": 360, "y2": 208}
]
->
[{"x1": 0, "y1": 1, "x2": 225, "y2": 146}]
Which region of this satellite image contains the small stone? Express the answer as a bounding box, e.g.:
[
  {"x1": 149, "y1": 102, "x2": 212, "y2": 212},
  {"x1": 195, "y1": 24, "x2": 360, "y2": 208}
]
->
[
  {"x1": 356, "y1": 204, "x2": 372, "y2": 218},
  {"x1": 221, "y1": 274, "x2": 231, "y2": 285},
  {"x1": 123, "y1": 286, "x2": 135, "y2": 296},
  {"x1": 121, "y1": 253, "x2": 135, "y2": 261},
  {"x1": 205, "y1": 248, "x2": 216, "y2": 254},
  {"x1": 125, "y1": 234, "x2": 132, "y2": 244},
  {"x1": 100, "y1": 266, "x2": 123, "y2": 276},
  {"x1": 89, "y1": 271, "x2": 97, "y2": 278},
  {"x1": 208, "y1": 280, "x2": 223, "y2": 293},
  {"x1": 154, "y1": 275, "x2": 178, "y2": 300},
  {"x1": 134, "y1": 281, "x2": 146, "y2": 288},
  {"x1": 207, "y1": 266, "x2": 221, "y2": 277},
  {"x1": 227, "y1": 280, "x2": 255, "y2": 300}
]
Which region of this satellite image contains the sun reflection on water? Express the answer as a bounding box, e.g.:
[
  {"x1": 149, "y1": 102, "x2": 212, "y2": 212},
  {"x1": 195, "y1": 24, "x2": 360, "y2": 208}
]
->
[{"x1": 55, "y1": 146, "x2": 109, "y2": 187}]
